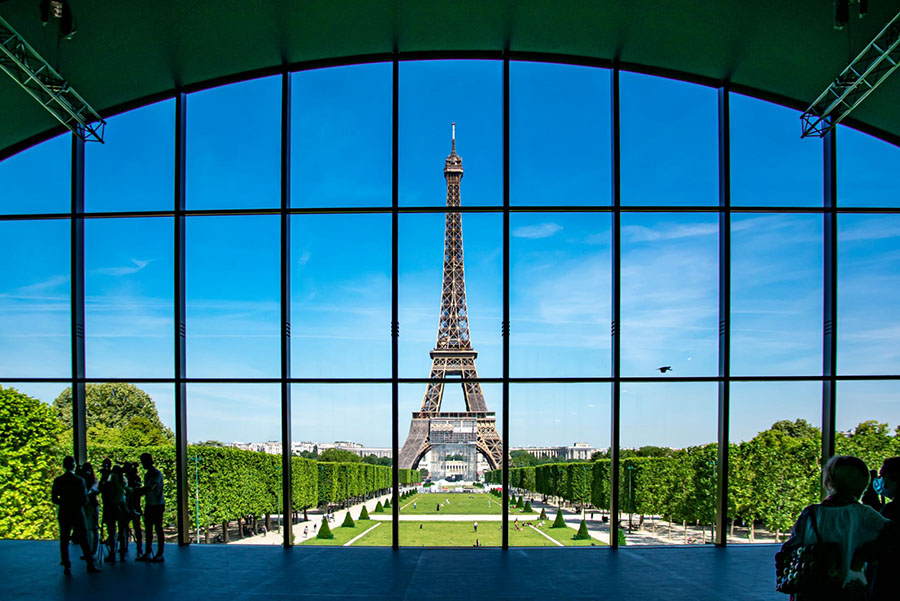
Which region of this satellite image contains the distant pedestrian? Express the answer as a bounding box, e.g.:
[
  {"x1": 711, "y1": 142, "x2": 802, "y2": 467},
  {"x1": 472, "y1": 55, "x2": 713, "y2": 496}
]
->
[
  {"x1": 413, "y1": 502, "x2": 417, "y2": 510},
  {"x1": 52, "y1": 456, "x2": 100, "y2": 574},
  {"x1": 139, "y1": 452, "x2": 165, "y2": 563},
  {"x1": 473, "y1": 521, "x2": 478, "y2": 533},
  {"x1": 304, "y1": 525, "x2": 308, "y2": 538}
]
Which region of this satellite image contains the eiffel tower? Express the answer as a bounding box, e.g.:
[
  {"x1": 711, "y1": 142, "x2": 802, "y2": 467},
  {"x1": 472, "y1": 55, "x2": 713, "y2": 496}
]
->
[{"x1": 398, "y1": 124, "x2": 504, "y2": 475}]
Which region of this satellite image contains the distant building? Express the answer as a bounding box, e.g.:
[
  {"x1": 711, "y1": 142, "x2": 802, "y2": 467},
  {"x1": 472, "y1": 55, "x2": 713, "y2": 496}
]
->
[
  {"x1": 511, "y1": 442, "x2": 598, "y2": 462},
  {"x1": 233, "y1": 440, "x2": 392, "y2": 458}
]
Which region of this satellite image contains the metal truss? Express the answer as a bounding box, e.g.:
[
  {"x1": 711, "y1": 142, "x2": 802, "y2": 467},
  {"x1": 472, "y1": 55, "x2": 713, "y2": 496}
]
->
[
  {"x1": 0, "y1": 14, "x2": 104, "y2": 143},
  {"x1": 398, "y1": 126, "x2": 504, "y2": 471},
  {"x1": 802, "y1": 11, "x2": 900, "y2": 138}
]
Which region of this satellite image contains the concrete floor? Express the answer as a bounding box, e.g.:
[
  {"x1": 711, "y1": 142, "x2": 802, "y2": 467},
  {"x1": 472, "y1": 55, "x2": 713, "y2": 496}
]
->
[{"x1": 0, "y1": 540, "x2": 783, "y2": 600}]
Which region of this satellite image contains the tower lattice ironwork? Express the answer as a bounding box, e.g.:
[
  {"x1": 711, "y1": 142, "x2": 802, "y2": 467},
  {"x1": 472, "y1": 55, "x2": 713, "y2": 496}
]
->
[{"x1": 398, "y1": 124, "x2": 504, "y2": 472}]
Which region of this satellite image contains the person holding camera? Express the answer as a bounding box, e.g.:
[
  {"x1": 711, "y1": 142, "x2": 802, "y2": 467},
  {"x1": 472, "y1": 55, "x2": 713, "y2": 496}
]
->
[
  {"x1": 139, "y1": 452, "x2": 165, "y2": 563},
  {"x1": 51, "y1": 456, "x2": 100, "y2": 574}
]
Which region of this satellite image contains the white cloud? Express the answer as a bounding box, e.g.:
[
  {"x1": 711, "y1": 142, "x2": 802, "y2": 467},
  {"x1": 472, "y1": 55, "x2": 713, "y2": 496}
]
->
[
  {"x1": 622, "y1": 222, "x2": 719, "y2": 243},
  {"x1": 92, "y1": 258, "x2": 153, "y2": 277},
  {"x1": 296, "y1": 250, "x2": 311, "y2": 266},
  {"x1": 512, "y1": 222, "x2": 562, "y2": 239}
]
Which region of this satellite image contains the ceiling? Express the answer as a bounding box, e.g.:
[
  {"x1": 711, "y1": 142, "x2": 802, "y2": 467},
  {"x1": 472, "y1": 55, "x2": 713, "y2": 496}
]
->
[{"x1": 2, "y1": 0, "x2": 899, "y2": 158}]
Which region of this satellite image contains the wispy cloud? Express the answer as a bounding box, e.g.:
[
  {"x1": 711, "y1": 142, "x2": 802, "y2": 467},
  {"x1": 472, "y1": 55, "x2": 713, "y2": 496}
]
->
[
  {"x1": 512, "y1": 222, "x2": 562, "y2": 239},
  {"x1": 840, "y1": 217, "x2": 900, "y2": 242},
  {"x1": 92, "y1": 258, "x2": 153, "y2": 277},
  {"x1": 622, "y1": 223, "x2": 718, "y2": 243},
  {"x1": 296, "y1": 250, "x2": 311, "y2": 266}
]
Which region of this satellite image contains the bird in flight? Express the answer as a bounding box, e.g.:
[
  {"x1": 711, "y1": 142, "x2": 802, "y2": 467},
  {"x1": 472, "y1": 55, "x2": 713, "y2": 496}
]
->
[{"x1": 657, "y1": 366, "x2": 673, "y2": 373}]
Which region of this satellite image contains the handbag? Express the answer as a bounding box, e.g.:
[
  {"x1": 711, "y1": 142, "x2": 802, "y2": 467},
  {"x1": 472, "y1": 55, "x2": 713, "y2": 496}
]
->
[{"x1": 775, "y1": 506, "x2": 844, "y2": 595}]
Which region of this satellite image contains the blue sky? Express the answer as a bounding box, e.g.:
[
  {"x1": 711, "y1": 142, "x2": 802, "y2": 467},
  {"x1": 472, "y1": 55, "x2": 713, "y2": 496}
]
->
[{"x1": 1, "y1": 61, "x2": 899, "y2": 449}]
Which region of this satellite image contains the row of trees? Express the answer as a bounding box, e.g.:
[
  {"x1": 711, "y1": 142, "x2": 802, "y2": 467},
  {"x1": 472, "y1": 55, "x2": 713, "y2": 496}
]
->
[
  {"x1": 0, "y1": 385, "x2": 419, "y2": 540},
  {"x1": 488, "y1": 419, "x2": 900, "y2": 541}
]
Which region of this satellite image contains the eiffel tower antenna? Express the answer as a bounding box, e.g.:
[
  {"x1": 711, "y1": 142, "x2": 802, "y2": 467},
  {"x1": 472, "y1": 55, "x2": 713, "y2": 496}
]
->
[{"x1": 398, "y1": 125, "x2": 504, "y2": 477}]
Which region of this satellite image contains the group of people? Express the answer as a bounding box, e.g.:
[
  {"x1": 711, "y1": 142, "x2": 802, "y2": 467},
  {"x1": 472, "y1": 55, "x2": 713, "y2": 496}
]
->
[
  {"x1": 782, "y1": 454, "x2": 900, "y2": 600},
  {"x1": 51, "y1": 453, "x2": 166, "y2": 575}
]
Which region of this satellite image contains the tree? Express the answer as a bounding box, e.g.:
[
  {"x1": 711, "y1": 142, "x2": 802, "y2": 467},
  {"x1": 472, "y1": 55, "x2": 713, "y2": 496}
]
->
[
  {"x1": 362, "y1": 454, "x2": 391, "y2": 466},
  {"x1": 374, "y1": 501, "x2": 384, "y2": 513},
  {"x1": 318, "y1": 448, "x2": 361, "y2": 463},
  {"x1": 552, "y1": 509, "x2": 566, "y2": 528},
  {"x1": 419, "y1": 468, "x2": 429, "y2": 480},
  {"x1": 524, "y1": 500, "x2": 533, "y2": 512},
  {"x1": 0, "y1": 386, "x2": 65, "y2": 540},
  {"x1": 54, "y1": 383, "x2": 173, "y2": 446},
  {"x1": 359, "y1": 506, "x2": 370, "y2": 520},
  {"x1": 574, "y1": 519, "x2": 591, "y2": 540},
  {"x1": 317, "y1": 518, "x2": 334, "y2": 539},
  {"x1": 539, "y1": 507, "x2": 547, "y2": 520},
  {"x1": 341, "y1": 512, "x2": 355, "y2": 528}
]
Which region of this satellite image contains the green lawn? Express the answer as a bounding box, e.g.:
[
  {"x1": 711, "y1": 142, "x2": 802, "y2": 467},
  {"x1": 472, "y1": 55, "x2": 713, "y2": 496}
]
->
[
  {"x1": 348, "y1": 520, "x2": 557, "y2": 547},
  {"x1": 299, "y1": 519, "x2": 379, "y2": 546},
  {"x1": 399, "y1": 493, "x2": 537, "y2": 516}
]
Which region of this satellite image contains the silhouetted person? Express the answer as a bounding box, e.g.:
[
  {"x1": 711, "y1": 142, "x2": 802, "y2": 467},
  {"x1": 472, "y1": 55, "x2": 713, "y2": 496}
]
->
[
  {"x1": 77, "y1": 462, "x2": 100, "y2": 559},
  {"x1": 863, "y1": 469, "x2": 883, "y2": 512},
  {"x1": 781, "y1": 455, "x2": 896, "y2": 599},
  {"x1": 52, "y1": 456, "x2": 100, "y2": 574},
  {"x1": 124, "y1": 462, "x2": 144, "y2": 559},
  {"x1": 99, "y1": 462, "x2": 129, "y2": 562},
  {"x1": 870, "y1": 457, "x2": 900, "y2": 600},
  {"x1": 140, "y1": 452, "x2": 165, "y2": 562}
]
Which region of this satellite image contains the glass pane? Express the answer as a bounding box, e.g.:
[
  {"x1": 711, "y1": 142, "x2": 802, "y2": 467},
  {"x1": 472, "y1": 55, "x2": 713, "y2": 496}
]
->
[
  {"x1": 186, "y1": 215, "x2": 279, "y2": 377},
  {"x1": 620, "y1": 72, "x2": 718, "y2": 206},
  {"x1": 836, "y1": 382, "x2": 900, "y2": 491},
  {"x1": 400, "y1": 60, "x2": 501, "y2": 207},
  {"x1": 510, "y1": 61, "x2": 611, "y2": 206},
  {"x1": 729, "y1": 382, "x2": 821, "y2": 544},
  {"x1": 292, "y1": 384, "x2": 391, "y2": 547},
  {"x1": 510, "y1": 212, "x2": 611, "y2": 377},
  {"x1": 187, "y1": 76, "x2": 280, "y2": 210},
  {"x1": 74, "y1": 383, "x2": 176, "y2": 557},
  {"x1": 0, "y1": 382, "x2": 71, "y2": 540},
  {"x1": 0, "y1": 219, "x2": 70, "y2": 377},
  {"x1": 838, "y1": 215, "x2": 900, "y2": 375},
  {"x1": 730, "y1": 214, "x2": 822, "y2": 376},
  {"x1": 398, "y1": 383, "x2": 503, "y2": 547},
  {"x1": 620, "y1": 213, "x2": 718, "y2": 377},
  {"x1": 730, "y1": 93, "x2": 821, "y2": 207},
  {"x1": 506, "y1": 384, "x2": 610, "y2": 547},
  {"x1": 620, "y1": 382, "x2": 718, "y2": 545},
  {"x1": 85, "y1": 218, "x2": 174, "y2": 378},
  {"x1": 291, "y1": 63, "x2": 391, "y2": 207},
  {"x1": 838, "y1": 125, "x2": 900, "y2": 208},
  {"x1": 0, "y1": 134, "x2": 70, "y2": 215},
  {"x1": 86, "y1": 100, "x2": 174, "y2": 212},
  {"x1": 291, "y1": 214, "x2": 390, "y2": 378},
  {"x1": 187, "y1": 384, "x2": 281, "y2": 545},
  {"x1": 400, "y1": 212, "x2": 501, "y2": 378}
]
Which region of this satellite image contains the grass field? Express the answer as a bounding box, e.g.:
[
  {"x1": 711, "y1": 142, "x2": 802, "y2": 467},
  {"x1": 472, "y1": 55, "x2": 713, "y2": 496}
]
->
[
  {"x1": 299, "y1": 519, "x2": 380, "y2": 546},
  {"x1": 531, "y1": 521, "x2": 605, "y2": 547},
  {"x1": 350, "y1": 520, "x2": 558, "y2": 547},
  {"x1": 399, "y1": 493, "x2": 537, "y2": 516}
]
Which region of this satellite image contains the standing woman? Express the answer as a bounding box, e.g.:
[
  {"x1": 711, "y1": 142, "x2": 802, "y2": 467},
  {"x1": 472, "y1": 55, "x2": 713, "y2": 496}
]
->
[
  {"x1": 80, "y1": 463, "x2": 101, "y2": 559},
  {"x1": 780, "y1": 455, "x2": 897, "y2": 600}
]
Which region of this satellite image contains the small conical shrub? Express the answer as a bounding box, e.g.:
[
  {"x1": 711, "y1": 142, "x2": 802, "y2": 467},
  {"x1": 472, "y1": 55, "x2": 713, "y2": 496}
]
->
[
  {"x1": 384, "y1": 498, "x2": 391, "y2": 508},
  {"x1": 539, "y1": 508, "x2": 547, "y2": 520},
  {"x1": 524, "y1": 501, "x2": 533, "y2": 513},
  {"x1": 341, "y1": 512, "x2": 355, "y2": 528},
  {"x1": 317, "y1": 518, "x2": 334, "y2": 539},
  {"x1": 359, "y1": 506, "x2": 369, "y2": 520},
  {"x1": 618, "y1": 529, "x2": 628, "y2": 546},
  {"x1": 517, "y1": 496, "x2": 523, "y2": 507},
  {"x1": 551, "y1": 509, "x2": 566, "y2": 529},
  {"x1": 574, "y1": 519, "x2": 590, "y2": 540},
  {"x1": 374, "y1": 501, "x2": 384, "y2": 513}
]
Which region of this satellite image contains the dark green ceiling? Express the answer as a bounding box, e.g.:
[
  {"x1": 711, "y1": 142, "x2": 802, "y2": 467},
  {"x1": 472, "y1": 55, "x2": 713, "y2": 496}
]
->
[{"x1": 2, "y1": 0, "x2": 899, "y2": 157}]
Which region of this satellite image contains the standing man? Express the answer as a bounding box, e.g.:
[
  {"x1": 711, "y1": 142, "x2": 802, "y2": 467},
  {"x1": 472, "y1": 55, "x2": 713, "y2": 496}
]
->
[
  {"x1": 473, "y1": 520, "x2": 478, "y2": 533},
  {"x1": 51, "y1": 456, "x2": 100, "y2": 574},
  {"x1": 138, "y1": 452, "x2": 165, "y2": 563}
]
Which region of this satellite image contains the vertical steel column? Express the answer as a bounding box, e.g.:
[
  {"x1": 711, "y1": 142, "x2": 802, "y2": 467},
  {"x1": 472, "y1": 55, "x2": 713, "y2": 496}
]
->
[
  {"x1": 822, "y1": 125, "x2": 838, "y2": 472},
  {"x1": 501, "y1": 53, "x2": 511, "y2": 550},
  {"x1": 715, "y1": 86, "x2": 731, "y2": 546},
  {"x1": 280, "y1": 71, "x2": 294, "y2": 548},
  {"x1": 391, "y1": 55, "x2": 400, "y2": 550},
  {"x1": 609, "y1": 67, "x2": 622, "y2": 550},
  {"x1": 174, "y1": 91, "x2": 190, "y2": 545},
  {"x1": 70, "y1": 133, "x2": 86, "y2": 465}
]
